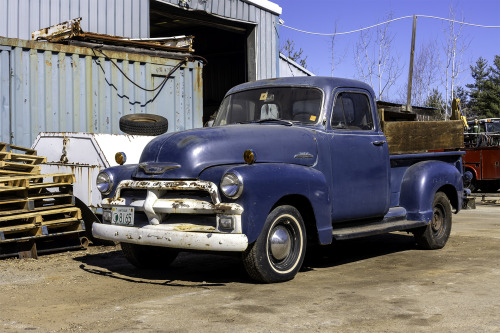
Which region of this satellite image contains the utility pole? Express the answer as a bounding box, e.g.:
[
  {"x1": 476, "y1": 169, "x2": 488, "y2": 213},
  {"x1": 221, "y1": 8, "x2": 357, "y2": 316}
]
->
[{"x1": 406, "y1": 15, "x2": 417, "y2": 112}]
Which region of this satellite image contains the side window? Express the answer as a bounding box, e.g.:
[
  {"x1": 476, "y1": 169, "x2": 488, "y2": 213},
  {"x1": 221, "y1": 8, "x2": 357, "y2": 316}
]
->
[{"x1": 331, "y1": 92, "x2": 374, "y2": 130}]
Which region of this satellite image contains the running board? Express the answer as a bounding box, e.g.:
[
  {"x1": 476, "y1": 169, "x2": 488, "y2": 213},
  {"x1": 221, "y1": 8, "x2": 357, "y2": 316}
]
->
[{"x1": 332, "y1": 208, "x2": 428, "y2": 240}]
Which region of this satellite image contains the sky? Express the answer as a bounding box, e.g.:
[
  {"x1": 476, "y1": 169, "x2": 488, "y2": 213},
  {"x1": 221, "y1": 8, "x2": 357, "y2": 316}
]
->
[{"x1": 272, "y1": 0, "x2": 500, "y2": 103}]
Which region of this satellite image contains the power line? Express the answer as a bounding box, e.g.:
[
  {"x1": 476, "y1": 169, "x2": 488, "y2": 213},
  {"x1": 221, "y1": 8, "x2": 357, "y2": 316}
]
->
[
  {"x1": 280, "y1": 16, "x2": 413, "y2": 36},
  {"x1": 418, "y1": 15, "x2": 500, "y2": 28},
  {"x1": 279, "y1": 15, "x2": 500, "y2": 36}
]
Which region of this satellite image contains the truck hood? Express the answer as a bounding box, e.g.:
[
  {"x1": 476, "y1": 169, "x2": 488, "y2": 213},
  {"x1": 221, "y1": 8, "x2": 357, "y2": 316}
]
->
[{"x1": 134, "y1": 124, "x2": 318, "y2": 179}]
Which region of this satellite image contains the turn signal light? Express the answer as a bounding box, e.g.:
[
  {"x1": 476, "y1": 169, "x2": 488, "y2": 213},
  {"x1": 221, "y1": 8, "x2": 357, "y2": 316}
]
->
[
  {"x1": 115, "y1": 152, "x2": 127, "y2": 165},
  {"x1": 243, "y1": 149, "x2": 256, "y2": 164}
]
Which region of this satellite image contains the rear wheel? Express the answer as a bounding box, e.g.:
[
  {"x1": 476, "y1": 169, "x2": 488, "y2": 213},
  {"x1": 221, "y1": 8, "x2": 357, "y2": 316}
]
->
[
  {"x1": 413, "y1": 191, "x2": 452, "y2": 249},
  {"x1": 243, "y1": 205, "x2": 306, "y2": 283},
  {"x1": 120, "y1": 243, "x2": 178, "y2": 268}
]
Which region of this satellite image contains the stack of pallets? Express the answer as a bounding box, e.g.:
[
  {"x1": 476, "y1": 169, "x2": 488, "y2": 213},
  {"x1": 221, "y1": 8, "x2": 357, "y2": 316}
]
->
[{"x1": 0, "y1": 143, "x2": 88, "y2": 259}]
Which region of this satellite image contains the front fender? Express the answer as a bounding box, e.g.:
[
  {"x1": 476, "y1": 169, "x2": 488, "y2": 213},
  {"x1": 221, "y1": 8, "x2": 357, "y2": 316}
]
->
[
  {"x1": 399, "y1": 160, "x2": 463, "y2": 223},
  {"x1": 199, "y1": 164, "x2": 332, "y2": 244},
  {"x1": 100, "y1": 164, "x2": 138, "y2": 198}
]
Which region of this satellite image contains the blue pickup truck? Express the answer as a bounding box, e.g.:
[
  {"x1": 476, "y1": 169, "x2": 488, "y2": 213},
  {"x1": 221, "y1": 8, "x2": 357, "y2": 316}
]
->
[{"x1": 92, "y1": 77, "x2": 464, "y2": 283}]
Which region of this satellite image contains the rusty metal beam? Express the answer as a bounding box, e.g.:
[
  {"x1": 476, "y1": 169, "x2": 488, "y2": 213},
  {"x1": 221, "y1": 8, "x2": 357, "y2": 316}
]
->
[{"x1": 32, "y1": 17, "x2": 194, "y2": 53}]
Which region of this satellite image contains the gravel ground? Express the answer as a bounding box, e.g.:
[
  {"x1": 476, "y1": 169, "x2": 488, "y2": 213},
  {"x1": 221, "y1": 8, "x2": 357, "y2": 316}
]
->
[{"x1": 0, "y1": 201, "x2": 499, "y2": 332}]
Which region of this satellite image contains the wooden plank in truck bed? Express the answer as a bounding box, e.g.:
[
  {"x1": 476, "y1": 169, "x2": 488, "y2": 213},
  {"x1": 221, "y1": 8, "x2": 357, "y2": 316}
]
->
[{"x1": 383, "y1": 120, "x2": 464, "y2": 154}]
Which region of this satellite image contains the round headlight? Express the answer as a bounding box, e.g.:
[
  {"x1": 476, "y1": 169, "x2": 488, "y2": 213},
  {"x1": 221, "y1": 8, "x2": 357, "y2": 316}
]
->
[
  {"x1": 220, "y1": 172, "x2": 243, "y2": 199},
  {"x1": 96, "y1": 171, "x2": 113, "y2": 195}
]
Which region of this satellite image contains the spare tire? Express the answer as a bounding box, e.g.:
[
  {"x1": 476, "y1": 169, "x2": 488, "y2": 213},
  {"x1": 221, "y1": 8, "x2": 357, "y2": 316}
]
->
[{"x1": 119, "y1": 114, "x2": 169, "y2": 136}]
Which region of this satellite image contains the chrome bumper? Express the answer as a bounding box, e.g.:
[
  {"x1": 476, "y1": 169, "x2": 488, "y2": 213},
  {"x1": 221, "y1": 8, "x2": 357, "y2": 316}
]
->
[
  {"x1": 92, "y1": 223, "x2": 248, "y2": 251},
  {"x1": 95, "y1": 180, "x2": 247, "y2": 251}
]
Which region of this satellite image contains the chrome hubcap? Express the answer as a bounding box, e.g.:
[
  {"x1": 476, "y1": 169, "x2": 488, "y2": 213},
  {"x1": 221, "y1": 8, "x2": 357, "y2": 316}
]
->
[
  {"x1": 432, "y1": 205, "x2": 443, "y2": 232},
  {"x1": 269, "y1": 225, "x2": 292, "y2": 261}
]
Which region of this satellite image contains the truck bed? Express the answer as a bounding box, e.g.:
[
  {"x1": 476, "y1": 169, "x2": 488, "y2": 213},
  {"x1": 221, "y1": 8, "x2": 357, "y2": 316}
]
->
[{"x1": 382, "y1": 120, "x2": 464, "y2": 154}]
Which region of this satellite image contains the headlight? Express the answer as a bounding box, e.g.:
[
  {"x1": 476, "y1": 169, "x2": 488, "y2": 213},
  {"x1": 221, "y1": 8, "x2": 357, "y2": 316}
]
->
[
  {"x1": 220, "y1": 172, "x2": 243, "y2": 199},
  {"x1": 96, "y1": 171, "x2": 113, "y2": 195}
]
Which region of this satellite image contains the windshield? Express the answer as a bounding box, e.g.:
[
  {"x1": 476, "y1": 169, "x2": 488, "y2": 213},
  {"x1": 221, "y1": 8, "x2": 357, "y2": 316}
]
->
[
  {"x1": 214, "y1": 87, "x2": 323, "y2": 126},
  {"x1": 485, "y1": 121, "x2": 500, "y2": 133}
]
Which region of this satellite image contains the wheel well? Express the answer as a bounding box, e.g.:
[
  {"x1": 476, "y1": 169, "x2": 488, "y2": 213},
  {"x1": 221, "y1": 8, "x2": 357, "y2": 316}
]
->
[
  {"x1": 437, "y1": 184, "x2": 459, "y2": 212},
  {"x1": 272, "y1": 195, "x2": 319, "y2": 245},
  {"x1": 464, "y1": 166, "x2": 477, "y2": 180}
]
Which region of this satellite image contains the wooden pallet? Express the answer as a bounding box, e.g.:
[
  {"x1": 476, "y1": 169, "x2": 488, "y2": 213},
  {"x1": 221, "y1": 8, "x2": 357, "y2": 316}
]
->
[
  {"x1": 0, "y1": 232, "x2": 89, "y2": 259},
  {"x1": 0, "y1": 207, "x2": 83, "y2": 241},
  {"x1": 0, "y1": 142, "x2": 46, "y2": 170},
  {"x1": 0, "y1": 142, "x2": 87, "y2": 259},
  {"x1": 0, "y1": 173, "x2": 75, "y2": 193}
]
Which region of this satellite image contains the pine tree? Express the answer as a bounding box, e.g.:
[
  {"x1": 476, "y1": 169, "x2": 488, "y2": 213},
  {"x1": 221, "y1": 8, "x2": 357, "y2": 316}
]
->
[
  {"x1": 454, "y1": 86, "x2": 470, "y2": 116},
  {"x1": 466, "y1": 57, "x2": 490, "y2": 117},
  {"x1": 425, "y1": 88, "x2": 445, "y2": 118},
  {"x1": 483, "y1": 55, "x2": 500, "y2": 118}
]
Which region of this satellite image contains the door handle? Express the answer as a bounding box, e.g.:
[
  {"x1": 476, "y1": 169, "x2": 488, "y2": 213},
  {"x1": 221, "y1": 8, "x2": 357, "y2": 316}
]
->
[{"x1": 372, "y1": 140, "x2": 386, "y2": 146}]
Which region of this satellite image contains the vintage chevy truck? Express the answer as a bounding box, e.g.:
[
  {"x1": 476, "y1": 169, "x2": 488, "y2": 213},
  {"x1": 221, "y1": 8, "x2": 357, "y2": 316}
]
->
[{"x1": 92, "y1": 77, "x2": 464, "y2": 283}]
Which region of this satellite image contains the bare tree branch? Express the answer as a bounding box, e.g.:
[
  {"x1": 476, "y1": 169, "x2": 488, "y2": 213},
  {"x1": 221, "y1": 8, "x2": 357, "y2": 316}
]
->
[
  {"x1": 440, "y1": 4, "x2": 471, "y2": 117},
  {"x1": 329, "y1": 22, "x2": 346, "y2": 76},
  {"x1": 354, "y1": 12, "x2": 403, "y2": 100}
]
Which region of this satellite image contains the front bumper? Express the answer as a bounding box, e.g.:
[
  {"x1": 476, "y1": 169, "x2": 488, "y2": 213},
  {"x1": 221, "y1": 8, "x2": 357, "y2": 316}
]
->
[
  {"x1": 93, "y1": 179, "x2": 248, "y2": 251},
  {"x1": 92, "y1": 223, "x2": 248, "y2": 251}
]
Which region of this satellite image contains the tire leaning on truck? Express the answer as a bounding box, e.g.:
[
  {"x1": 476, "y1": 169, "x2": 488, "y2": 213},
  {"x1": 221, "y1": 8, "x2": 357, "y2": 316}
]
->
[
  {"x1": 119, "y1": 114, "x2": 169, "y2": 136},
  {"x1": 243, "y1": 205, "x2": 307, "y2": 283},
  {"x1": 412, "y1": 191, "x2": 452, "y2": 249}
]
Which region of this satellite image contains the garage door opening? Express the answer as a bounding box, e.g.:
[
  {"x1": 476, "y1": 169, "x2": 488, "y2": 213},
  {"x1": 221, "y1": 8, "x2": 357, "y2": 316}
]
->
[{"x1": 150, "y1": 2, "x2": 256, "y2": 123}]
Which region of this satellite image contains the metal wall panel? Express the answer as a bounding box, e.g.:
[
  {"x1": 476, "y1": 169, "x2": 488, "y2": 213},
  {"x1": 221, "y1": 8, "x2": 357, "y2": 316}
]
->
[
  {"x1": 0, "y1": 37, "x2": 203, "y2": 148},
  {"x1": 0, "y1": 47, "x2": 10, "y2": 143},
  {"x1": 0, "y1": 0, "x2": 149, "y2": 40},
  {"x1": 156, "y1": 0, "x2": 280, "y2": 80}
]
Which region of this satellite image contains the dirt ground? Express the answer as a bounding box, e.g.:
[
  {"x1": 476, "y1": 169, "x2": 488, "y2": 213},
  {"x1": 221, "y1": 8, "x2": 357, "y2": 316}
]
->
[{"x1": 0, "y1": 201, "x2": 499, "y2": 332}]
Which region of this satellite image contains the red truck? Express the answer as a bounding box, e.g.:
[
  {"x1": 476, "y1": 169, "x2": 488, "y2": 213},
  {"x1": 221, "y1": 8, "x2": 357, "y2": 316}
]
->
[{"x1": 463, "y1": 118, "x2": 500, "y2": 192}]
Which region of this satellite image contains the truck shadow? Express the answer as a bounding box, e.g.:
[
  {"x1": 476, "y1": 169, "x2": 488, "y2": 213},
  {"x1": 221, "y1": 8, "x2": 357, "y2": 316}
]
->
[
  {"x1": 73, "y1": 232, "x2": 417, "y2": 286},
  {"x1": 302, "y1": 232, "x2": 417, "y2": 270},
  {"x1": 74, "y1": 248, "x2": 249, "y2": 286}
]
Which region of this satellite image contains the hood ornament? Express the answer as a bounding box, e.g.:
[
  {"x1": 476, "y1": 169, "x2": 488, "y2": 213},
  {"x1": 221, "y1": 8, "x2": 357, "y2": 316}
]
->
[
  {"x1": 294, "y1": 152, "x2": 314, "y2": 159},
  {"x1": 139, "y1": 162, "x2": 181, "y2": 175}
]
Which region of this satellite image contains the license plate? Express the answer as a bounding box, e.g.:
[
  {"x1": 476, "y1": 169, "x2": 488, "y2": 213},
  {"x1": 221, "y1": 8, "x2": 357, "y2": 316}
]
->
[{"x1": 111, "y1": 207, "x2": 134, "y2": 226}]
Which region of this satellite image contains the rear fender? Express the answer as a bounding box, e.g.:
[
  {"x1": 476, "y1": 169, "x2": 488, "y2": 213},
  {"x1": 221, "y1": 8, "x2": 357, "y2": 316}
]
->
[{"x1": 399, "y1": 160, "x2": 463, "y2": 222}]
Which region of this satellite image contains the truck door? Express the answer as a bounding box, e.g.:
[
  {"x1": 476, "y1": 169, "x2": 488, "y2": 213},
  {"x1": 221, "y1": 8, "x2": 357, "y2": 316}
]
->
[{"x1": 328, "y1": 90, "x2": 390, "y2": 222}]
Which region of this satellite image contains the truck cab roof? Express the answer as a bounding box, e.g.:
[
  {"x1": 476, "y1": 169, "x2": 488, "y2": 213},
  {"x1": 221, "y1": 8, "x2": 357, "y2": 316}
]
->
[{"x1": 226, "y1": 76, "x2": 376, "y2": 98}]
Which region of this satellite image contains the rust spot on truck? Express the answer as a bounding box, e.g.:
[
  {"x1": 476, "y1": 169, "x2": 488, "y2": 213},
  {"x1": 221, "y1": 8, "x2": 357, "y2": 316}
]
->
[
  {"x1": 173, "y1": 225, "x2": 216, "y2": 232},
  {"x1": 171, "y1": 200, "x2": 191, "y2": 209}
]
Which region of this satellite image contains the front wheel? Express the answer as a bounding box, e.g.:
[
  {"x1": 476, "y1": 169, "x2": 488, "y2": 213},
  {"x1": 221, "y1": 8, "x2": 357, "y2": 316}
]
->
[
  {"x1": 120, "y1": 243, "x2": 178, "y2": 269},
  {"x1": 412, "y1": 191, "x2": 452, "y2": 249},
  {"x1": 243, "y1": 205, "x2": 306, "y2": 283}
]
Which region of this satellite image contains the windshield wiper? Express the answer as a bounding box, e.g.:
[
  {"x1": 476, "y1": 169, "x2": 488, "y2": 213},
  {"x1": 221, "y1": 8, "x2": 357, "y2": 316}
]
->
[{"x1": 255, "y1": 119, "x2": 293, "y2": 126}]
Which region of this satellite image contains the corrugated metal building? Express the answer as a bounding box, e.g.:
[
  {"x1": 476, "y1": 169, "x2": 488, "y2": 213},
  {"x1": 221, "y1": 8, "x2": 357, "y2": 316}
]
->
[
  {"x1": 0, "y1": 37, "x2": 203, "y2": 148},
  {"x1": 0, "y1": 0, "x2": 284, "y2": 147},
  {"x1": 0, "y1": 0, "x2": 150, "y2": 40}
]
